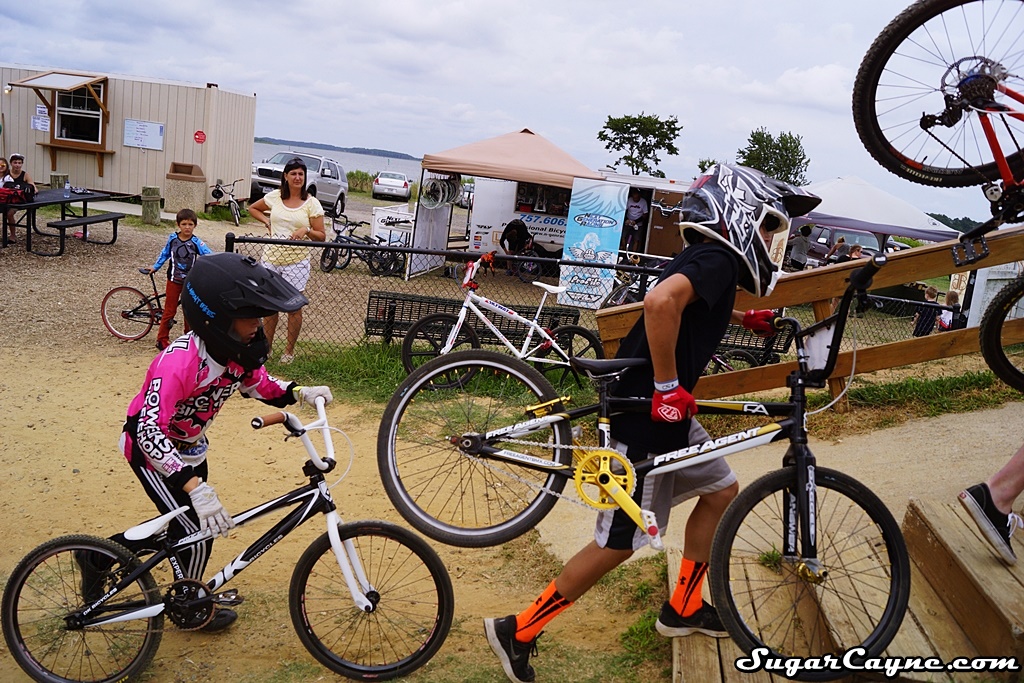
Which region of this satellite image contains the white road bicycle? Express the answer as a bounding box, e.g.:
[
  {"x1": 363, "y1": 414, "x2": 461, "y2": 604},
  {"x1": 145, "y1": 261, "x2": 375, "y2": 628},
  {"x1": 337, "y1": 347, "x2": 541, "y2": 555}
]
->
[
  {"x1": 1, "y1": 398, "x2": 453, "y2": 683},
  {"x1": 400, "y1": 254, "x2": 605, "y2": 388}
]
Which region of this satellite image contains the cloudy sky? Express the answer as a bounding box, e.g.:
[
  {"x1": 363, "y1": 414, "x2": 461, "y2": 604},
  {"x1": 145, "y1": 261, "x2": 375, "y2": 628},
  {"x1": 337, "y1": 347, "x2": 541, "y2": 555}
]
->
[{"x1": 0, "y1": 0, "x2": 992, "y2": 220}]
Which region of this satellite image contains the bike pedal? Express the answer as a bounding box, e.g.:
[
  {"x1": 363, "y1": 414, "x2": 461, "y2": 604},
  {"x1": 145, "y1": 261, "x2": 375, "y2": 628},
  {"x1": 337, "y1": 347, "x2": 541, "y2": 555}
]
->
[
  {"x1": 641, "y1": 509, "x2": 664, "y2": 551},
  {"x1": 212, "y1": 589, "x2": 244, "y2": 606},
  {"x1": 951, "y1": 237, "x2": 989, "y2": 266}
]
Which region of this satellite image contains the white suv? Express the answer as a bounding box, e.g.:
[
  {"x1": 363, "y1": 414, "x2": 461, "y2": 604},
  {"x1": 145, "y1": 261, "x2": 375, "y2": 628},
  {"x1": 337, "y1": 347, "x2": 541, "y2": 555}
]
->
[{"x1": 251, "y1": 151, "x2": 348, "y2": 216}]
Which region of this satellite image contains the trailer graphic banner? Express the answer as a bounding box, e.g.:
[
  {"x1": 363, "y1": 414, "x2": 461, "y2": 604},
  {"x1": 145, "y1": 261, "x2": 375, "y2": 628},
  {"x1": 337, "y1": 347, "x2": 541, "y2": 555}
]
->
[{"x1": 557, "y1": 178, "x2": 626, "y2": 309}]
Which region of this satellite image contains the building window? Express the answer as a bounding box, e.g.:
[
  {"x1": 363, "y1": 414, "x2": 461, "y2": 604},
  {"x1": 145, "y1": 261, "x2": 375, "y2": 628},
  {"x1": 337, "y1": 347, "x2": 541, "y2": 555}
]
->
[{"x1": 56, "y1": 84, "x2": 104, "y2": 144}]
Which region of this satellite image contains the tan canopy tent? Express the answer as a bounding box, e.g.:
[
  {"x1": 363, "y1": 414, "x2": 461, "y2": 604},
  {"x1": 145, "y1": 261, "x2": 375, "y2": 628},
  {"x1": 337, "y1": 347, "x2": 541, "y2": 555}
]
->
[{"x1": 421, "y1": 128, "x2": 603, "y2": 188}]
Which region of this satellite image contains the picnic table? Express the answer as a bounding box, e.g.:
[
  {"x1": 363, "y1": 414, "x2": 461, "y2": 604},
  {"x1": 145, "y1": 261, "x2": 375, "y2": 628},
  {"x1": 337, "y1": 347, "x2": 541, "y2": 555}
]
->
[{"x1": 1, "y1": 188, "x2": 121, "y2": 256}]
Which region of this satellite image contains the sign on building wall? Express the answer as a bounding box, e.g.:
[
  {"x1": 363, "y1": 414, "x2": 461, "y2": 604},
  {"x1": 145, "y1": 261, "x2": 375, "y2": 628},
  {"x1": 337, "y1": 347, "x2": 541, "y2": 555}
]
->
[{"x1": 123, "y1": 119, "x2": 165, "y2": 151}]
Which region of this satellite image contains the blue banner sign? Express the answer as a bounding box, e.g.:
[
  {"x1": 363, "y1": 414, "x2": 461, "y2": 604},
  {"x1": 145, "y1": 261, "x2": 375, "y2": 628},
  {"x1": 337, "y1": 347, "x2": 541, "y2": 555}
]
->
[{"x1": 557, "y1": 179, "x2": 627, "y2": 309}]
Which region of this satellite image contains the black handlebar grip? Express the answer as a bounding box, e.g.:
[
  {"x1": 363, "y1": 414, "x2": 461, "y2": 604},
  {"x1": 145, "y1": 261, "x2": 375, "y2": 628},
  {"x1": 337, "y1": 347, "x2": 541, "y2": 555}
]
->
[{"x1": 849, "y1": 254, "x2": 886, "y2": 291}]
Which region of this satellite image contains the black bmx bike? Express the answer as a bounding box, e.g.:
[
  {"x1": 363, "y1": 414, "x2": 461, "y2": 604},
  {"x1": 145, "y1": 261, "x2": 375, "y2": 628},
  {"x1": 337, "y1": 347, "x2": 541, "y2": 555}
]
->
[{"x1": 100, "y1": 269, "x2": 171, "y2": 341}]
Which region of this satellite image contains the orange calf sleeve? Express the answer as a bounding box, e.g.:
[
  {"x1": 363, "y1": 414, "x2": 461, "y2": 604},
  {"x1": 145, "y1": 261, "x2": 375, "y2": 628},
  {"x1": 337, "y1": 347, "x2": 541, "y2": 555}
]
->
[
  {"x1": 515, "y1": 580, "x2": 572, "y2": 642},
  {"x1": 669, "y1": 558, "x2": 708, "y2": 617}
]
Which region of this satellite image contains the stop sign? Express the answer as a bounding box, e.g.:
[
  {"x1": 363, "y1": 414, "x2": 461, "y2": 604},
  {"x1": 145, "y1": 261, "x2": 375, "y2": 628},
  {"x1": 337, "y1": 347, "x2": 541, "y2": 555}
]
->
[{"x1": 194, "y1": 130, "x2": 207, "y2": 144}]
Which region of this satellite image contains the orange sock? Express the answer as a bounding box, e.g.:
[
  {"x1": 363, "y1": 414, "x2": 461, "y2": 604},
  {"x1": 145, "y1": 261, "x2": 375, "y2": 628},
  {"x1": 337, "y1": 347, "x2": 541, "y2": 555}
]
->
[
  {"x1": 514, "y1": 580, "x2": 572, "y2": 642},
  {"x1": 669, "y1": 558, "x2": 708, "y2": 617}
]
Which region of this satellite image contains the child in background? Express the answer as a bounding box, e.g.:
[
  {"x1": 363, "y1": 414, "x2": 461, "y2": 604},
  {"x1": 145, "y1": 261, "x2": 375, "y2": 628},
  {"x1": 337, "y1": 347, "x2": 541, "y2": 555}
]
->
[
  {"x1": 144, "y1": 208, "x2": 214, "y2": 351},
  {"x1": 938, "y1": 290, "x2": 962, "y2": 331},
  {"x1": 911, "y1": 286, "x2": 940, "y2": 337}
]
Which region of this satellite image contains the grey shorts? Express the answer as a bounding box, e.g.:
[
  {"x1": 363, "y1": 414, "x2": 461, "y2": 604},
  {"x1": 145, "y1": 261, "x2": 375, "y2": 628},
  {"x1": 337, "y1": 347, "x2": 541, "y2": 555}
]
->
[{"x1": 594, "y1": 419, "x2": 737, "y2": 551}]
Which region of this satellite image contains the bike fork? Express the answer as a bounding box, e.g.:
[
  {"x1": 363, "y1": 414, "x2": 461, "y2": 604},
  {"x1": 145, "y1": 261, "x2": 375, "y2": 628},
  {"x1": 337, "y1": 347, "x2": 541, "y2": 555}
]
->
[
  {"x1": 325, "y1": 510, "x2": 376, "y2": 612},
  {"x1": 782, "y1": 444, "x2": 827, "y2": 583}
]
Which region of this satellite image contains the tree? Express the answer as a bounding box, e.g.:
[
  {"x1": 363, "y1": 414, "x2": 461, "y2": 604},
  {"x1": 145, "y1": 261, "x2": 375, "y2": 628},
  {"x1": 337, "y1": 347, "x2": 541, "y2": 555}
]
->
[
  {"x1": 697, "y1": 157, "x2": 720, "y2": 174},
  {"x1": 735, "y1": 128, "x2": 810, "y2": 185},
  {"x1": 928, "y1": 212, "x2": 980, "y2": 233},
  {"x1": 597, "y1": 112, "x2": 681, "y2": 177}
]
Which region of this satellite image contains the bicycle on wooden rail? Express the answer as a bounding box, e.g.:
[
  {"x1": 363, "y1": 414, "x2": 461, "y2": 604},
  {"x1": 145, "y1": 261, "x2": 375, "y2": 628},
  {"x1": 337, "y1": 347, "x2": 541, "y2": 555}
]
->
[
  {"x1": 2, "y1": 397, "x2": 453, "y2": 683},
  {"x1": 101, "y1": 268, "x2": 171, "y2": 341},
  {"x1": 853, "y1": 0, "x2": 1024, "y2": 391},
  {"x1": 400, "y1": 251, "x2": 605, "y2": 388},
  {"x1": 378, "y1": 256, "x2": 910, "y2": 681},
  {"x1": 319, "y1": 214, "x2": 407, "y2": 277}
]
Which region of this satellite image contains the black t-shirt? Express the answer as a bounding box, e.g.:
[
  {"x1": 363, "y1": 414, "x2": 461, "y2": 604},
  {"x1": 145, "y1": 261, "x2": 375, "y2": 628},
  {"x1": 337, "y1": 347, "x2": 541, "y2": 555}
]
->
[
  {"x1": 610, "y1": 242, "x2": 738, "y2": 454},
  {"x1": 501, "y1": 223, "x2": 530, "y2": 253}
]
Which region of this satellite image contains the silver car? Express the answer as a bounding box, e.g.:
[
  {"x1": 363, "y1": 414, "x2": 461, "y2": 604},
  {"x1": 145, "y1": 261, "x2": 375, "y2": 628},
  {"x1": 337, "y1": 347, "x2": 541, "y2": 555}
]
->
[
  {"x1": 372, "y1": 172, "x2": 412, "y2": 200},
  {"x1": 251, "y1": 152, "x2": 348, "y2": 216}
]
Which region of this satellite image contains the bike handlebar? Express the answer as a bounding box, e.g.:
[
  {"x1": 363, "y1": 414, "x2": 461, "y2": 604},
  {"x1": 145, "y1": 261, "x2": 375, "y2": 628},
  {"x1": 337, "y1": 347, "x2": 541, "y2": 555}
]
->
[{"x1": 250, "y1": 397, "x2": 334, "y2": 470}]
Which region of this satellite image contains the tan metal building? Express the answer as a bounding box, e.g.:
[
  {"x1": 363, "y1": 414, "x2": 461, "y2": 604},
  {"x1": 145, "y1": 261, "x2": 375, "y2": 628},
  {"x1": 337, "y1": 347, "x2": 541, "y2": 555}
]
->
[{"x1": 0, "y1": 63, "x2": 255, "y2": 210}]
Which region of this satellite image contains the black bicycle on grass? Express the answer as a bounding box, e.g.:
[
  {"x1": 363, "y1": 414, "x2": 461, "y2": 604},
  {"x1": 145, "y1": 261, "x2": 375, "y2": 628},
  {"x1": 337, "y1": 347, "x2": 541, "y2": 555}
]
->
[
  {"x1": 2, "y1": 398, "x2": 452, "y2": 683},
  {"x1": 100, "y1": 269, "x2": 170, "y2": 341},
  {"x1": 853, "y1": 0, "x2": 1024, "y2": 392},
  {"x1": 376, "y1": 256, "x2": 909, "y2": 681},
  {"x1": 320, "y1": 214, "x2": 407, "y2": 277}
]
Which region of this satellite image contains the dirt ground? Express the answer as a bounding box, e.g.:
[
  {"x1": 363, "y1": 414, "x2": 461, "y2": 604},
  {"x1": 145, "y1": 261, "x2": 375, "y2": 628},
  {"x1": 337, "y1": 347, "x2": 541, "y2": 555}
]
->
[{"x1": 0, "y1": 200, "x2": 1021, "y2": 682}]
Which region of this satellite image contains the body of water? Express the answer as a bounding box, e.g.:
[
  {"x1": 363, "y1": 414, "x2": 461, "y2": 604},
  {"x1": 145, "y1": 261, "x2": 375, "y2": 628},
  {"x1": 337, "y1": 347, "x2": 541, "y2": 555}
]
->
[{"x1": 252, "y1": 141, "x2": 423, "y2": 181}]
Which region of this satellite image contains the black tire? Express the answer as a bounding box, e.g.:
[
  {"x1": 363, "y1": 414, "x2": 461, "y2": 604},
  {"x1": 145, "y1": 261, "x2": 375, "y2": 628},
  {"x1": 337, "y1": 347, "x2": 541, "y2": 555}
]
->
[
  {"x1": 367, "y1": 249, "x2": 395, "y2": 276},
  {"x1": 2, "y1": 535, "x2": 163, "y2": 683},
  {"x1": 289, "y1": 521, "x2": 453, "y2": 681},
  {"x1": 229, "y1": 200, "x2": 241, "y2": 227},
  {"x1": 332, "y1": 196, "x2": 344, "y2": 218},
  {"x1": 377, "y1": 350, "x2": 574, "y2": 547},
  {"x1": 980, "y1": 274, "x2": 1024, "y2": 392},
  {"x1": 249, "y1": 182, "x2": 264, "y2": 204},
  {"x1": 101, "y1": 286, "x2": 157, "y2": 340},
  {"x1": 517, "y1": 250, "x2": 541, "y2": 283},
  {"x1": 708, "y1": 349, "x2": 759, "y2": 375},
  {"x1": 390, "y1": 249, "x2": 407, "y2": 277},
  {"x1": 853, "y1": 0, "x2": 1024, "y2": 187},
  {"x1": 710, "y1": 467, "x2": 910, "y2": 681},
  {"x1": 320, "y1": 246, "x2": 339, "y2": 272},
  {"x1": 599, "y1": 282, "x2": 641, "y2": 309},
  {"x1": 535, "y1": 325, "x2": 605, "y2": 387},
  {"x1": 401, "y1": 312, "x2": 481, "y2": 377}
]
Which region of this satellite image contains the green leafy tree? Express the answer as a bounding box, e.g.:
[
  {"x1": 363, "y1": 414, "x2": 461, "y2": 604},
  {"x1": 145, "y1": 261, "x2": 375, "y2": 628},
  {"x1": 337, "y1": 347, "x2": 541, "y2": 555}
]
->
[
  {"x1": 735, "y1": 128, "x2": 810, "y2": 185},
  {"x1": 697, "y1": 157, "x2": 720, "y2": 174},
  {"x1": 928, "y1": 212, "x2": 980, "y2": 233},
  {"x1": 597, "y1": 112, "x2": 681, "y2": 177}
]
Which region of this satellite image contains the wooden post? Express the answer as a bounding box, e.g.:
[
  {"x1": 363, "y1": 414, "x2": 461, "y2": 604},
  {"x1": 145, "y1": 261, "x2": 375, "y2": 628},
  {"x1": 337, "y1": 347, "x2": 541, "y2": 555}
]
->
[{"x1": 141, "y1": 186, "x2": 161, "y2": 225}]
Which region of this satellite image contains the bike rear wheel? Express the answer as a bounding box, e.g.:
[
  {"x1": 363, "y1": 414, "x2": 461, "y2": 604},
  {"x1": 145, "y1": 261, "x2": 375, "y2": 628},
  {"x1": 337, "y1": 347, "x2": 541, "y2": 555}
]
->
[
  {"x1": 534, "y1": 324, "x2": 605, "y2": 388},
  {"x1": 290, "y1": 521, "x2": 453, "y2": 681},
  {"x1": 980, "y1": 274, "x2": 1024, "y2": 392},
  {"x1": 516, "y1": 250, "x2": 541, "y2": 283},
  {"x1": 710, "y1": 467, "x2": 910, "y2": 681},
  {"x1": 853, "y1": 0, "x2": 1024, "y2": 187},
  {"x1": 377, "y1": 350, "x2": 574, "y2": 547},
  {"x1": 368, "y1": 249, "x2": 397, "y2": 276},
  {"x1": 2, "y1": 535, "x2": 163, "y2": 683},
  {"x1": 101, "y1": 286, "x2": 158, "y2": 340},
  {"x1": 707, "y1": 349, "x2": 759, "y2": 375},
  {"x1": 400, "y1": 312, "x2": 481, "y2": 378}
]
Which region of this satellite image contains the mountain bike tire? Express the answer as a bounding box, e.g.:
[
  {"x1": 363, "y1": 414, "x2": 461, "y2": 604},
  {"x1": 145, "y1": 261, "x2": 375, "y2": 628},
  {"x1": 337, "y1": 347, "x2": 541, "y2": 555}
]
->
[
  {"x1": 534, "y1": 324, "x2": 605, "y2": 388},
  {"x1": 400, "y1": 312, "x2": 481, "y2": 379},
  {"x1": 290, "y1": 521, "x2": 453, "y2": 681},
  {"x1": 101, "y1": 286, "x2": 158, "y2": 340},
  {"x1": 853, "y1": 0, "x2": 1024, "y2": 187},
  {"x1": 377, "y1": 350, "x2": 574, "y2": 547},
  {"x1": 2, "y1": 535, "x2": 163, "y2": 683},
  {"x1": 710, "y1": 467, "x2": 910, "y2": 681},
  {"x1": 980, "y1": 274, "x2": 1024, "y2": 393}
]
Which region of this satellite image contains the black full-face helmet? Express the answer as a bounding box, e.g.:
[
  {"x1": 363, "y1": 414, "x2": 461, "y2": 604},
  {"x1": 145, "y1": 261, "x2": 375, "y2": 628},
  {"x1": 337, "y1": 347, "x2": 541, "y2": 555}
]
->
[
  {"x1": 679, "y1": 164, "x2": 821, "y2": 297},
  {"x1": 181, "y1": 252, "x2": 308, "y2": 370}
]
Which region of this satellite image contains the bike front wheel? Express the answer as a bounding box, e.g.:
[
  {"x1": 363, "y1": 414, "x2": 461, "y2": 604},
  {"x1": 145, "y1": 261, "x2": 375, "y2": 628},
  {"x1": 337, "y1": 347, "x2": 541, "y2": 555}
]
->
[
  {"x1": 229, "y1": 200, "x2": 241, "y2": 227},
  {"x1": 101, "y1": 286, "x2": 158, "y2": 340},
  {"x1": 853, "y1": 0, "x2": 1024, "y2": 187},
  {"x1": 400, "y1": 312, "x2": 480, "y2": 377},
  {"x1": 710, "y1": 467, "x2": 910, "y2": 681},
  {"x1": 367, "y1": 249, "x2": 396, "y2": 276},
  {"x1": 980, "y1": 274, "x2": 1024, "y2": 392},
  {"x1": 2, "y1": 535, "x2": 163, "y2": 683},
  {"x1": 377, "y1": 350, "x2": 574, "y2": 547},
  {"x1": 290, "y1": 521, "x2": 453, "y2": 681}
]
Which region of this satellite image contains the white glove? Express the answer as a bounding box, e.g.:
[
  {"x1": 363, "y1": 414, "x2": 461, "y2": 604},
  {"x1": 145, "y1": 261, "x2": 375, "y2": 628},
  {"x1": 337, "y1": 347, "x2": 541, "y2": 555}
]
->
[
  {"x1": 294, "y1": 385, "x2": 333, "y2": 406},
  {"x1": 188, "y1": 482, "x2": 234, "y2": 538}
]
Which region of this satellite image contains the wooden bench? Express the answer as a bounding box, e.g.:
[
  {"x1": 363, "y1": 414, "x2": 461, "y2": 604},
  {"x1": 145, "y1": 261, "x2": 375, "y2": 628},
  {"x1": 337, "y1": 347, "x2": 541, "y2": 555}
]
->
[
  {"x1": 365, "y1": 290, "x2": 580, "y2": 345},
  {"x1": 32, "y1": 212, "x2": 125, "y2": 257}
]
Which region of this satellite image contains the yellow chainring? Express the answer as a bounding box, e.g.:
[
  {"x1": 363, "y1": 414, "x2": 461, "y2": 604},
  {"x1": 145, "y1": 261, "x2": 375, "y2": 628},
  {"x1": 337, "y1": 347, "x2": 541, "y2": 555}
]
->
[{"x1": 574, "y1": 448, "x2": 636, "y2": 509}]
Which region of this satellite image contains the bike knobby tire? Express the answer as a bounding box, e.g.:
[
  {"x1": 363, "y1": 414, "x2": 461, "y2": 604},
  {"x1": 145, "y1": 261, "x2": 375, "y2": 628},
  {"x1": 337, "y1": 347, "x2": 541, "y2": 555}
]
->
[
  {"x1": 289, "y1": 521, "x2": 453, "y2": 681},
  {"x1": 101, "y1": 286, "x2": 158, "y2": 340},
  {"x1": 400, "y1": 312, "x2": 481, "y2": 377},
  {"x1": 2, "y1": 534, "x2": 163, "y2": 683},
  {"x1": 710, "y1": 467, "x2": 910, "y2": 681},
  {"x1": 980, "y1": 274, "x2": 1024, "y2": 393},
  {"x1": 377, "y1": 350, "x2": 574, "y2": 547},
  {"x1": 853, "y1": 0, "x2": 1024, "y2": 187}
]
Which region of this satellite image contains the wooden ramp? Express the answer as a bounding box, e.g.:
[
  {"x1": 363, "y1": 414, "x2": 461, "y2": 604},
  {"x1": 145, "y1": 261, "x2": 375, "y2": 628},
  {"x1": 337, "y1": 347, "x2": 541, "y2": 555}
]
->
[{"x1": 666, "y1": 496, "x2": 1022, "y2": 683}]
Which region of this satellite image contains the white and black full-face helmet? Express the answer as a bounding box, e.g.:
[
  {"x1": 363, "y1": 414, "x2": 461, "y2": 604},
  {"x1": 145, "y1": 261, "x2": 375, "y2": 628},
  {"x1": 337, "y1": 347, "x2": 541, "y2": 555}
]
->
[
  {"x1": 679, "y1": 164, "x2": 821, "y2": 297},
  {"x1": 181, "y1": 252, "x2": 308, "y2": 370}
]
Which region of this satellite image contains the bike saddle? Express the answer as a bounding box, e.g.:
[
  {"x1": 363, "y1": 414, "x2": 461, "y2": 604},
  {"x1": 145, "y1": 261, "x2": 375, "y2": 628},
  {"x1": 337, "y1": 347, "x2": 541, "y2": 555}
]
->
[
  {"x1": 123, "y1": 506, "x2": 190, "y2": 541},
  {"x1": 571, "y1": 356, "x2": 647, "y2": 377},
  {"x1": 532, "y1": 281, "x2": 567, "y2": 295}
]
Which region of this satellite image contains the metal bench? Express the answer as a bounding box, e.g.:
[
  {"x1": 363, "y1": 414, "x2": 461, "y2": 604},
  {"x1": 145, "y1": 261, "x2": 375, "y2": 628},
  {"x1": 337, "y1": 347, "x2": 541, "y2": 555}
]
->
[
  {"x1": 34, "y1": 212, "x2": 125, "y2": 257},
  {"x1": 365, "y1": 289, "x2": 581, "y2": 345},
  {"x1": 716, "y1": 322, "x2": 796, "y2": 365}
]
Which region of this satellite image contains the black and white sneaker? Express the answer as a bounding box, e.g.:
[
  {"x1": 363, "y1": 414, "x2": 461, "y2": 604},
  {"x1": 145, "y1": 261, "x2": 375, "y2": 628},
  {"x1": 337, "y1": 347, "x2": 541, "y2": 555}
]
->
[
  {"x1": 959, "y1": 483, "x2": 1022, "y2": 565},
  {"x1": 484, "y1": 615, "x2": 539, "y2": 683},
  {"x1": 655, "y1": 600, "x2": 728, "y2": 638},
  {"x1": 74, "y1": 550, "x2": 111, "y2": 605}
]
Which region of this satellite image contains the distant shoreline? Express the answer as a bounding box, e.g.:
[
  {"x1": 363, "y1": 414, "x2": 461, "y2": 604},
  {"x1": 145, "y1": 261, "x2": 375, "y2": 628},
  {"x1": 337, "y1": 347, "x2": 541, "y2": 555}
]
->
[{"x1": 254, "y1": 137, "x2": 419, "y2": 161}]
